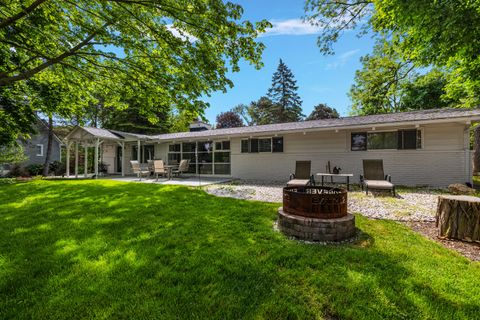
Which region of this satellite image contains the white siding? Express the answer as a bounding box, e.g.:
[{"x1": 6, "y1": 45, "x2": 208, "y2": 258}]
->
[{"x1": 231, "y1": 123, "x2": 470, "y2": 187}]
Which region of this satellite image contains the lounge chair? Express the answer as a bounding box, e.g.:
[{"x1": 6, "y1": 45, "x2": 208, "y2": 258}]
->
[
  {"x1": 172, "y1": 159, "x2": 190, "y2": 177},
  {"x1": 153, "y1": 160, "x2": 166, "y2": 181},
  {"x1": 287, "y1": 161, "x2": 315, "y2": 186},
  {"x1": 361, "y1": 159, "x2": 395, "y2": 196},
  {"x1": 130, "y1": 160, "x2": 150, "y2": 181}
]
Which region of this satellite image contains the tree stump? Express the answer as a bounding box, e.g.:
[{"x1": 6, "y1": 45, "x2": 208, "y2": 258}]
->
[{"x1": 436, "y1": 195, "x2": 480, "y2": 242}]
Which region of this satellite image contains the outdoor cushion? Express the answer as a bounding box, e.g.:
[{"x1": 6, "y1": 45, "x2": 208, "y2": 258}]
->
[
  {"x1": 287, "y1": 179, "x2": 310, "y2": 186},
  {"x1": 364, "y1": 180, "x2": 394, "y2": 190}
]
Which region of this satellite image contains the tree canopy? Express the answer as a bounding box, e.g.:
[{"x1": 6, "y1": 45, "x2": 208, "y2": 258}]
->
[
  {"x1": 0, "y1": 0, "x2": 270, "y2": 144},
  {"x1": 305, "y1": 0, "x2": 480, "y2": 108},
  {"x1": 306, "y1": 103, "x2": 339, "y2": 120},
  {"x1": 215, "y1": 111, "x2": 243, "y2": 129}
]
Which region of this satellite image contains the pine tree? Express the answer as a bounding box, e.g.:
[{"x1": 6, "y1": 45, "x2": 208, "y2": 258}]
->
[{"x1": 267, "y1": 59, "x2": 304, "y2": 123}]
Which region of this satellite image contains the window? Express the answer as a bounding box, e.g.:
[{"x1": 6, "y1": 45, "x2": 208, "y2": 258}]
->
[
  {"x1": 351, "y1": 133, "x2": 367, "y2": 151},
  {"x1": 132, "y1": 145, "x2": 154, "y2": 163},
  {"x1": 272, "y1": 137, "x2": 284, "y2": 152},
  {"x1": 351, "y1": 130, "x2": 421, "y2": 151},
  {"x1": 241, "y1": 139, "x2": 249, "y2": 153},
  {"x1": 398, "y1": 129, "x2": 421, "y2": 149},
  {"x1": 169, "y1": 144, "x2": 180, "y2": 152},
  {"x1": 367, "y1": 132, "x2": 397, "y2": 150},
  {"x1": 258, "y1": 138, "x2": 272, "y2": 152},
  {"x1": 36, "y1": 144, "x2": 44, "y2": 156},
  {"x1": 215, "y1": 141, "x2": 230, "y2": 151}
]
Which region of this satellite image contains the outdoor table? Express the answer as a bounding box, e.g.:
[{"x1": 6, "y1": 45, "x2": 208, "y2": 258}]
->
[
  {"x1": 316, "y1": 173, "x2": 354, "y2": 191},
  {"x1": 164, "y1": 165, "x2": 177, "y2": 180}
]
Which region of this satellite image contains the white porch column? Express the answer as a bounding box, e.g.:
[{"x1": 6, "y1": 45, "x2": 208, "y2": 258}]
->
[
  {"x1": 84, "y1": 145, "x2": 88, "y2": 178},
  {"x1": 65, "y1": 140, "x2": 70, "y2": 177},
  {"x1": 74, "y1": 142, "x2": 79, "y2": 178},
  {"x1": 121, "y1": 142, "x2": 125, "y2": 176},
  {"x1": 137, "y1": 140, "x2": 141, "y2": 163},
  {"x1": 94, "y1": 138, "x2": 99, "y2": 178}
]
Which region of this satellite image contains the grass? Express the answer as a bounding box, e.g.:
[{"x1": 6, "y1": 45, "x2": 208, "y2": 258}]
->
[{"x1": 0, "y1": 180, "x2": 479, "y2": 319}]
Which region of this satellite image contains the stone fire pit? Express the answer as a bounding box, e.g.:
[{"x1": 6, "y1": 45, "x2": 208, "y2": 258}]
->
[{"x1": 278, "y1": 186, "x2": 356, "y2": 242}]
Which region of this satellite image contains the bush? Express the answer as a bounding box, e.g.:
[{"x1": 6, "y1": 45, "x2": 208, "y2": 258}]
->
[
  {"x1": 0, "y1": 178, "x2": 16, "y2": 184},
  {"x1": 25, "y1": 164, "x2": 44, "y2": 176},
  {"x1": 7, "y1": 164, "x2": 28, "y2": 177},
  {"x1": 49, "y1": 161, "x2": 65, "y2": 176}
]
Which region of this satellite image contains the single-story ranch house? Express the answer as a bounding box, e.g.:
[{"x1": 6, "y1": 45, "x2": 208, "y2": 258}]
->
[{"x1": 65, "y1": 108, "x2": 480, "y2": 187}]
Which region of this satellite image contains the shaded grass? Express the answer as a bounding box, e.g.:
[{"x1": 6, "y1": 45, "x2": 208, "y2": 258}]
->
[{"x1": 0, "y1": 180, "x2": 479, "y2": 319}]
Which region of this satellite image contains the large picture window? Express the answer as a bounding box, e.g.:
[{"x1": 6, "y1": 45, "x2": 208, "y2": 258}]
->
[
  {"x1": 168, "y1": 140, "x2": 230, "y2": 175},
  {"x1": 351, "y1": 130, "x2": 422, "y2": 151}
]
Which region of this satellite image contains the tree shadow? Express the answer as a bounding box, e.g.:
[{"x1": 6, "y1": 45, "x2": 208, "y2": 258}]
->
[{"x1": 0, "y1": 180, "x2": 479, "y2": 319}]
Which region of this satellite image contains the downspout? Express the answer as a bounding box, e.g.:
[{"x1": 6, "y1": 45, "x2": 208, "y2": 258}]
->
[{"x1": 466, "y1": 125, "x2": 472, "y2": 185}]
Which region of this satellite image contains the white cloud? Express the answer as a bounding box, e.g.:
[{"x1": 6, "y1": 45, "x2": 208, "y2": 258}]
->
[
  {"x1": 262, "y1": 19, "x2": 323, "y2": 37},
  {"x1": 325, "y1": 49, "x2": 360, "y2": 70}
]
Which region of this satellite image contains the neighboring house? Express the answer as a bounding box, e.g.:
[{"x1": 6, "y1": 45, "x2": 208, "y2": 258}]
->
[
  {"x1": 21, "y1": 118, "x2": 63, "y2": 166},
  {"x1": 65, "y1": 108, "x2": 480, "y2": 187}
]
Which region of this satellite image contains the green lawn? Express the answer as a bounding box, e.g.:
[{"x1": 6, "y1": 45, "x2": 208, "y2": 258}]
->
[{"x1": 0, "y1": 180, "x2": 479, "y2": 319}]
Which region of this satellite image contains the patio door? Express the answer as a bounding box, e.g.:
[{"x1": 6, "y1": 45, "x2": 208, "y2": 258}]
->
[{"x1": 116, "y1": 146, "x2": 122, "y2": 173}]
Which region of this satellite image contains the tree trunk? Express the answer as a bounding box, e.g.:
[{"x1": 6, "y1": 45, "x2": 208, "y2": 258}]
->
[
  {"x1": 436, "y1": 195, "x2": 480, "y2": 242},
  {"x1": 473, "y1": 125, "x2": 480, "y2": 175},
  {"x1": 42, "y1": 115, "x2": 53, "y2": 176}
]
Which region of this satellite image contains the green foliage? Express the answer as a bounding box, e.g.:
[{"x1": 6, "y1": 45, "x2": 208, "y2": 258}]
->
[
  {"x1": 0, "y1": 180, "x2": 479, "y2": 318},
  {"x1": 402, "y1": 69, "x2": 457, "y2": 111},
  {"x1": 349, "y1": 43, "x2": 456, "y2": 115},
  {"x1": 25, "y1": 163, "x2": 44, "y2": 176},
  {"x1": 305, "y1": 0, "x2": 480, "y2": 108},
  {"x1": 102, "y1": 101, "x2": 172, "y2": 134},
  {"x1": 267, "y1": 59, "x2": 304, "y2": 123},
  {"x1": 0, "y1": 0, "x2": 270, "y2": 138},
  {"x1": 0, "y1": 85, "x2": 36, "y2": 146},
  {"x1": 215, "y1": 111, "x2": 244, "y2": 129},
  {"x1": 349, "y1": 42, "x2": 415, "y2": 115},
  {"x1": 0, "y1": 142, "x2": 26, "y2": 164},
  {"x1": 306, "y1": 103, "x2": 339, "y2": 120}
]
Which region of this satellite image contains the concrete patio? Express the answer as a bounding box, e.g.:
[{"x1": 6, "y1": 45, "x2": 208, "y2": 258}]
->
[{"x1": 107, "y1": 175, "x2": 231, "y2": 186}]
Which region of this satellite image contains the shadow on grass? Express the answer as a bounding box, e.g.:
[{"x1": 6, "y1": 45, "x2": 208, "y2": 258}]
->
[{"x1": 0, "y1": 180, "x2": 479, "y2": 319}]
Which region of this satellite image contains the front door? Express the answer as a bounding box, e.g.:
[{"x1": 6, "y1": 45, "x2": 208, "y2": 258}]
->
[{"x1": 116, "y1": 146, "x2": 122, "y2": 173}]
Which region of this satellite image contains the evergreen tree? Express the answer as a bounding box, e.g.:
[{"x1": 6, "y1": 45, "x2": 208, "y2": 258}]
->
[{"x1": 267, "y1": 59, "x2": 304, "y2": 123}]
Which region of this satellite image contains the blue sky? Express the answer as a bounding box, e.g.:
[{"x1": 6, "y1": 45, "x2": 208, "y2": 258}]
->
[{"x1": 203, "y1": 0, "x2": 376, "y2": 124}]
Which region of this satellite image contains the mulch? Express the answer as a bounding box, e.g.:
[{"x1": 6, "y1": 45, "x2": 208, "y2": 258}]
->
[{"x1": 403, "y1": 221, "x2": 480, "y2": 261}]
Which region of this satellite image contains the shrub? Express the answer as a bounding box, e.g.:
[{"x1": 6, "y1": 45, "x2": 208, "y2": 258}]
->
[
  {"x1": 49, "y1": 161, "x2": 65, "y2": 176},
  {"x1": 7, "y1": 164, "x2": 28, "y2": 177},
  {"x1": 25, "y1": 164, "x2": 44, "y2": 176}
]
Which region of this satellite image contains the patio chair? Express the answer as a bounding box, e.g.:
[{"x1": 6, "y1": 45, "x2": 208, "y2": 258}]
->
[
  {"x1": 287, "y1": 161, "x2": 315, "y2": 186},
  {"x1": 153, "y1": 160, "x2": 166, "y2": 181},
  {"x1": 172, "y1": 159, "x2": 190, "y2": 177},
  {"x1": 130, "y1": 160, "x2": 150, "y2": 181},
  {"x1": 360, "y1": 159, "x2": 395, "y2": 196}
]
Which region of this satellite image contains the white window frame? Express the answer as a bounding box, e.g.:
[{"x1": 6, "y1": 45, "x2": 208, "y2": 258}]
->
[{"x1": 36, "y1": 144, "x2": 44, "y2": 156}]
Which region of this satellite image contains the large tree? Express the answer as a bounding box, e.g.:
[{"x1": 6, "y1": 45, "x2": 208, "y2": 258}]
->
[
  {"x1": 215, "y1": 111, "x2": 243, "y2": 129},
  {"x1": 267, "y1": 59, "x2": 304, "y2": 123},
  {"x1": 0, "y1": 0, "x2": 270, "y2": 143},
  {"x1": 306, "y1": 103, "x2": 339, "y2": 120},
  {"x1": 349, "y1": 42, "x2": 416, "y2": 115},
  {"x1": 304, "y1": 0, "x2": 480, "y2": 107},
  {"x1": 349, "y1": 42, "x2": 457, "y2": 115}
]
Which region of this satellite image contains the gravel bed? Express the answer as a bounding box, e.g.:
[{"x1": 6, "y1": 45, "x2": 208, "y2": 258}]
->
[{"x1": 205, "y1": 180, "x2": 448, "y2": 222}]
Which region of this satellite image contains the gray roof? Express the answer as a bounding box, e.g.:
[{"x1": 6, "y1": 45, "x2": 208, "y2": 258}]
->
[
  {"x1": 70, "y1": 108, "x2": 480, "y2": 142},
  {"x1": 79, "y1": 127, "x2": 124, "y2": 140},
  {"x1": 152, "y1": 108, "x2": 480, "y2": 141}
]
